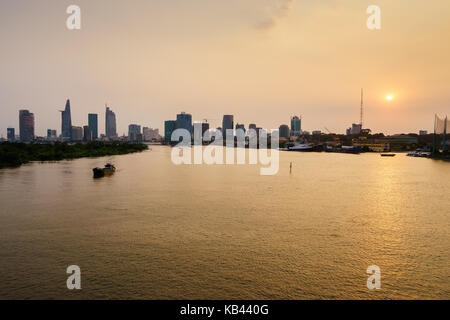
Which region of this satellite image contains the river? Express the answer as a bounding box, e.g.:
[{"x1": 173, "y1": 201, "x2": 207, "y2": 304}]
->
[{"x1": 0, "y1": 146, "x2": 448, "y2": 299}]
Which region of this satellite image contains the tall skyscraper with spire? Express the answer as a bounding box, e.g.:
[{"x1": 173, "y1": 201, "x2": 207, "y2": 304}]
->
[
  {"x1": 105, "y1": 105, "x2": 117, "y2": 139},
  {"x1": 60, "y1": 99, "x2": 72, "y2": 139}
]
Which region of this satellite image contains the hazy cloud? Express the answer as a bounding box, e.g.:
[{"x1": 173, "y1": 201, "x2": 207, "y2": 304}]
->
[{"x1": 257, "y1": 0, "x2": 294, "y2": 30}]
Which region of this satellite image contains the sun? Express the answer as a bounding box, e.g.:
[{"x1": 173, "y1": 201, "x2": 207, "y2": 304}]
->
[{"x1": 386, "y1": 94, "x2": 394, "y2": 101}]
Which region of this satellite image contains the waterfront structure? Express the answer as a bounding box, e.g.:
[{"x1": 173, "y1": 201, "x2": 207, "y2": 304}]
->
[
  {"x1": 7, "y1": 128, "x2": 15, "y2": 142},
  {"x1": 60, "y1": 100, "x2": 72, "y2": 139},
  {"x1": 83, "y1": 126, "x2": 92, "y2": 142},
  {"x1": 71, "y1": 126, "x2": 83, "y2": 142},
  {"x1": 128, "y1": 124, "x2": 142, "y2": 142},
  {"x1": 291, "y1": 116, "x2": 302, "y2": 137},
  {"x1": 164, "y1": 120, "x2": 176, "y2": 142},
  {"x1": 19, "y1": 109, "x2": 35, "y2": 142},
  {"x1": 222, "y1": 115, "x2": 234, "y2": 136},
  {"x1": 347, "y1": 123, "x2": 362, "y2": 135},
  {"x1": 88, "y1": 114, "x2": 98, "y2": 140},
  {"x1": 176, "y1": 112, "x2": 192, "y2": 133},
  {"x1": 279, "y1": 125, "x2": 290, "y2": 139},
  {"x1": 419, "y1": 130, "x2": 428, "y2": 136},
  {"x1": 105, "y1": 106, "x2": 117, "y2": 139},
  {"x1": 312, "y1": 130, "x2": 322, "y2": 135}
]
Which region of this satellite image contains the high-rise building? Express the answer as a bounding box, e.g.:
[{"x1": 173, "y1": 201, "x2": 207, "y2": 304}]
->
[
  {"x1": 60, "y1": 99, "x2": 72, "y2": 139},
  {"x1": 19, "y1": 109, "x2": 35, "y2": 142},
  {"x1": 202, "y1": 122, "x2": 210, "y2": 136},
  {"x1": 279, "y1": 125, "x2": 290, "y2": 139},
  {"x1": 164, "y1": 120, "x2": 176, "y2": 142},
  {"x1": 71, "y1": 126, "x2": 83, "y2": 142},
  {"x1": 88, "y1": 114, "x2": 98, "y2": 140},
  {"x1": 105, "y1": 106, "x2": 117, "y2": 139},
  {"x1": 291, "y1": 116, "x2": 301, "y2": 137},
  {"x1": 47, "y1": 129, "x2": 57, "y2": 140},
  {"x1": 83, "y1": 126, "x2": 92, "y2": 142},
  {"x1": 222, "y1": 115, "x2": 234, "y2": 136},
  {"x1": 236, "y1": 123, "x2": 245, "y2": 132},
  {"x1": 176, "y1": 112, "x2": 192, "y2": 133},
  {"x1": 249, "y1": 124, "x2": 257, "y2": 131},
  {"x1": 128, "y1": 124, "x2": 142, "y2": 142},
  {"x1": 143, "y1": 127, "x2": 160, "y2": 141},
  {"x1": 7, "y1": 128, "x2": 15, "y2": 142}
]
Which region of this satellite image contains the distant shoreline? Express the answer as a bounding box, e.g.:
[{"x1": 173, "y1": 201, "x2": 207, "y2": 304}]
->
[{"x1": 0, "y1": 142, "x2": 148, "y2": 169}]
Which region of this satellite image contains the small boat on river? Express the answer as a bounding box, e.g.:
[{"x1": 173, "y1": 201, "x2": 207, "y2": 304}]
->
[{"x1": 93, "y1": 163, "x2": 116, "y2": 178}]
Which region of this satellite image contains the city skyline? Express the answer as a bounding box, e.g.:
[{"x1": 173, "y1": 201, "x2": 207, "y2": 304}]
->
[{"x1": 1, "y1": 1, "x2": 449, "y2": 137}]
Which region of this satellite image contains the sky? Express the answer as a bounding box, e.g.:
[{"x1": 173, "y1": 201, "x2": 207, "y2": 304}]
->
[{"x1": 1, "y1": 0, "x2": 449, "y2": 137}]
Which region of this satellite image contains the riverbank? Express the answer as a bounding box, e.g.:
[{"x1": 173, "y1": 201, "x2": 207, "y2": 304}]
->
[{"x1": 0, "y1": 142, "x2": 148, "y2": 168}]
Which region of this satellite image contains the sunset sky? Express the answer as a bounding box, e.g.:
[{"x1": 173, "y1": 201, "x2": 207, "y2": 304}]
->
[{"x1": 1, "y1": 0, "x2": 449, "y2": 137}]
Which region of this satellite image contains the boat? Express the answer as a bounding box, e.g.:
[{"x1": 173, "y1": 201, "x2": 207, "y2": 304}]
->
[
  {"x1": 340, "y1": 146, "x2": 362, "y2": 154},
  {"x1": 381, "y1": 154, "x2": 396, "y2": 157},
  {"x1": 93, "y1": 163, "x2": 116, "y2": 178},
  {"x1": 287, "y1": 142, "x2": 314, "y2": 152}
]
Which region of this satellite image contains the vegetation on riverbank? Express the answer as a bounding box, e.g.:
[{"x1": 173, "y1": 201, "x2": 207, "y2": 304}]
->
[{"x1": 0, "y1": 142, "x2": 148, "y2": 168}]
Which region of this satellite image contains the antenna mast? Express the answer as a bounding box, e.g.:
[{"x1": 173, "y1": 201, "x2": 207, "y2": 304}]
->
[{"x1": 360, "y1": 88, "x2": 364, "y2": 129}]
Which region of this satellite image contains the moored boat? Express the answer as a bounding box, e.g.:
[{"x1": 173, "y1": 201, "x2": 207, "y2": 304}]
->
[{"x1": 381, "y1": 153, "x2": 396, "y2": 157}]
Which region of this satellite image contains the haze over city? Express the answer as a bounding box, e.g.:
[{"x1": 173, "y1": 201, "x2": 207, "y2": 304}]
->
[{"x1": 1, "y1": 0, "x2": 449, "y2": 137}]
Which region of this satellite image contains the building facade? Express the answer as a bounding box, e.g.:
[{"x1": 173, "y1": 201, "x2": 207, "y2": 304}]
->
[
  {"x1": 83, "y1": 126, "x2": 92, "y2": 142},
  {"x1": 19, "y1": 109, "x2": 35, "y2": 142},
  {"x1": 165, "y1": 120, "x2": 176, "y2": 142},
  {"x1": 279, "y1": 125, "x2": 290, "y2": 139},
  {"x1": 176, "y1": 112, "x2": 192, "y2": 133},
  {"x1": 222, "y1": 115, "x2": 234, "y2": 136},
  {"x1": 291, "y1": 116, "x2": 301, "y2": 136},
  {"x1": 60, "y1": 99, "x2": 72, "y2": 139},
  {"x1": 88, "y1": 113, "x2": 98, "y2": 140},
  {"x1": 105, "y1": 106, "x2": 117, "y2": 139},
  {"x1": 128, "y1": 124, "x2": 142, "y2": 142},
  {"x1": 71, "y1": 126, "x2": 83, "y2": 142},
  {"x1": 7, "y1": 128, "x2": 15, "y2": 142}
]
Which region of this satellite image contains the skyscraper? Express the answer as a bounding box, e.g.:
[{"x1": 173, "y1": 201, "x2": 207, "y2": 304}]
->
[
  {"x1": 47, "y1": 129, "x2": 57, "y2": 140},
  {"x1": 83, "y1": 126, "x2": 92, "y2": 142},
  {"x1": 165, "y1": 120, "x2": 176, "y2": 142},
  {"x1": 60, "y1": 99, "x2": 72, "y2": 139},
  {"x1": 7, "y1": 128, "x2": 15, "y2": 142},
  {"x1": 236, "y1": 123, "x2": 245, "y2": 132},
  {"x1": 222, "y1": 115, "x2": 234, "y2": 136},
  {"x1": 128, "y1": 124, "x2": 142, "y2": 142},
  {"x1": 88, "y1": 114, "x2": 98, "y2": 140},
  {"x1": 19, "y1": 110, "x2": 35, "y2": 142},
  {"x1": 279, "y1": 125, "x2": 290, "y2": 139},
  {"x1": 176, "y1": 112, "x2": 192, "y2": 133},
  {"x1": 105, "y1": 106, "x2": 117, "y2": 139},
  {"x1": 291, "y1": 116, "x2": 301, "y2": 137},
  {"x1": 249, "y1": 124, "x2": 257, "y2": 131}
]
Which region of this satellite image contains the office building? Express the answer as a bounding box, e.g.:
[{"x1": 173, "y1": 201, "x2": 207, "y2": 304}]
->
[
  {"x1": 202, "y1": 122, "x2": 210, "y2": 136},
  {"x1": 7, "y1": 128, "x2": 15, "y2": 142},
  {"x1": 165, "y1": 120, "x2": 176, "y2": 142},
  {"x1": 88, "y1": 114, "x2": 98, "y2": 140},
  {"x1": 19, "y1": 109, "x2": 35, "y2": 142},
  {"x1": 71, "y1": 126, "x2": 83, "y2": 142},
  {"x1": 176, "y1": 112, "x2": 192, "y2": 133},
  {"x1": 222, "y1": 115, "x2": 234, "y2": 136},
  {"x1": 83, "y1": 126, "x2": 92, "y2": 142},
  {"x1": 249, "y1": 124, "x2": 257, "y2": 131},
  {"x1": 128, "y1": 124, "x2": 142, "y2": 142},
  {"x1": 236, "y1": 123, "x2": 245, "y2": 132},
  {"x1": 279, "y1": 125, "x2": 290, "y2": 139},
  {"x1": 105, "y1": 106, "x2": 117, "y2": 139},
  {"x1": 291, "y1": 116, "x2": 301, "y2": 136},
  {"x1": 60, "y1": 99, "x2": 72, "y2": 139},
  {"x1": 47, "y1": 129, "x2": 57, "y2": 140}
]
